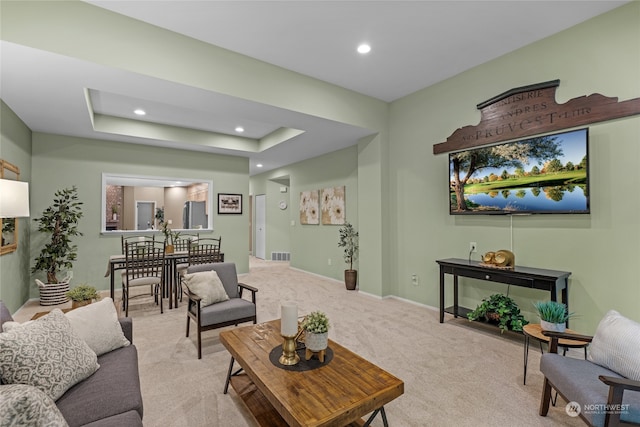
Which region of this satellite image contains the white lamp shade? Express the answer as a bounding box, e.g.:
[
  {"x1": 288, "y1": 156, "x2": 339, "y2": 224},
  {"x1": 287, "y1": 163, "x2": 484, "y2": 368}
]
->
[{"x1": 0, "y1": 179, "x2": 30, "y2": 218}]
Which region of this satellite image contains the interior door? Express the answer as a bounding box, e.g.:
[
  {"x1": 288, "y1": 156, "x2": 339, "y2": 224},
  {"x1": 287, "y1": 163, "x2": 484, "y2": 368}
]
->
[
  {"x1": 136, "y1": 201, "x2": 155, "y2": 230},
  {"x1": 255, "y1": 194, "x2": 266, "y2": 259}
]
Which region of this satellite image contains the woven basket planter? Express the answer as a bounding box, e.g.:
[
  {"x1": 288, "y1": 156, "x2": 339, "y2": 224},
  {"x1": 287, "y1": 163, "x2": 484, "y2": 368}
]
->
[{"x1": 36, "y1": 280, "x2": 70, "y2": 306}]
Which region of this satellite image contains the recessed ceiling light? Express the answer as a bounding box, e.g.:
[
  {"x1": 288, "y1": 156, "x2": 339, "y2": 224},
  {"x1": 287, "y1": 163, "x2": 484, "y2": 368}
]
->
[
  {"x1": 256, "y1": 164, "x2": 263, "y2": 168},
  {"x1": 134, "y1": 109, "x2": 146, "y2": 116},
  {"x1": 235, "y1": 126, "x2": 245, "y2": 133},
  {"x1": 357, "y1": 44, "x2": 371, "y2": 54}
]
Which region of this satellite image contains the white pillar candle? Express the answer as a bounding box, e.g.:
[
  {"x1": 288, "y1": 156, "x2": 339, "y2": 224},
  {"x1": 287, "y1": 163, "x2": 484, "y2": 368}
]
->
[{"x1": 281, "y1": 302, "x2": 298, "y2": 336}]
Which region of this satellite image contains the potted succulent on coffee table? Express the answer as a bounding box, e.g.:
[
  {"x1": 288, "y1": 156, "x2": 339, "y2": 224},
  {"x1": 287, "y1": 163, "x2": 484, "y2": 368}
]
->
[
  {"x1": 302, "y1": 311, "x2": 330, "y2": 362},
  {"x1": 66, "y1": 284, "x2": 100, "y2": 309},
  {"x1": 467, "y1": 293, "x2": 528, "y2": 333},
  {"x1": 32, "y1": 186, "x2": 84, "y2": 306},
  {"x1": 533, "y1": 300, "x2": 574, "y2": 332}
]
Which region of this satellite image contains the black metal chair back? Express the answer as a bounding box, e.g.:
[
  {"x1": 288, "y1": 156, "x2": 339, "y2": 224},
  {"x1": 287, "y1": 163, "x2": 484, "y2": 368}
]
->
[{"x1": 188, "y1": 237, "x2": 222, "y2": 265}]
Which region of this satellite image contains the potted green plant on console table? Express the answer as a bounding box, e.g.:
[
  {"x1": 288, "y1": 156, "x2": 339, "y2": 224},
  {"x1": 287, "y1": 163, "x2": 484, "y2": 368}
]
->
[
  {"x1": 533, "y1": 300, "x2": 574, "y2": 332},
  {"x1": 467, "y1": 293, "x2": 528, "y2": 333}
]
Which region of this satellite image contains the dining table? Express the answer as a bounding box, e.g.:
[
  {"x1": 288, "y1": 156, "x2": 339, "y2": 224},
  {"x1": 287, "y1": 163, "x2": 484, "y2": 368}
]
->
[{"x1": 105, "y1": 250, "x2": 225, "y2": 310}]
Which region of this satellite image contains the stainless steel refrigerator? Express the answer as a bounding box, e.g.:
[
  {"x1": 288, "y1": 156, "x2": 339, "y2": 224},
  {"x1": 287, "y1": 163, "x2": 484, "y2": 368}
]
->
[{"x1": 183, "y1": 201, "x2": 207, "y2": 229}]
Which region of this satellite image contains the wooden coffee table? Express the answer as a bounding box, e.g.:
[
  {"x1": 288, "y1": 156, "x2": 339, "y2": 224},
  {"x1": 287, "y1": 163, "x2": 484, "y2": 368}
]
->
[{"x1": 219, "y1": 320, "x2": 404, "y2": 427}]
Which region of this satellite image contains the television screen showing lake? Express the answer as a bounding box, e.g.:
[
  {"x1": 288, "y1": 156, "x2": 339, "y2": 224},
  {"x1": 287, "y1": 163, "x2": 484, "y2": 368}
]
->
[
  {"x1": 449, "y1": 128, "x2": 590, "y2": 214},
  {"x1": 463, "y1": 185, "x2": 588, "y2": 213}
]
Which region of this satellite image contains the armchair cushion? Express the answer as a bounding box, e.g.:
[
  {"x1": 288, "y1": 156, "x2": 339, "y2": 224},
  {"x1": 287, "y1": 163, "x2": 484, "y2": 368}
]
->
[
  {"x1": 186, "y1": 263, "x2": 239, "y2": 298},
  {"x1": 588, "y1": 310, "x2": 640, "y2": 381},
  {"x1": 194, "y1": 298, "x2": 256, "y2": 326},
  {"x1": 183, "y1": 270, "x2": 229, "y2": 307}
]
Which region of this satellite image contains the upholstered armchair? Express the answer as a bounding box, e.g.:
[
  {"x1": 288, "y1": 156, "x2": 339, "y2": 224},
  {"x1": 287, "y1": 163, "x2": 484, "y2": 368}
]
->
[
  {"x1": 182, "y1": 262, "x2": 257, "y2": 359},
  {"x1": 539, "y1": 310, "x2": 640, "y2": 427}
]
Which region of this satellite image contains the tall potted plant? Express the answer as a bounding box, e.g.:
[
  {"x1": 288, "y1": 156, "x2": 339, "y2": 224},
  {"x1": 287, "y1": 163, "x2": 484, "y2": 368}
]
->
[
  {"x1": 32, "y1": 186, "x2": 83, "y2": 305},
  {"x1": 338, "y1": 222, "x2": 359, "y2": 290}
]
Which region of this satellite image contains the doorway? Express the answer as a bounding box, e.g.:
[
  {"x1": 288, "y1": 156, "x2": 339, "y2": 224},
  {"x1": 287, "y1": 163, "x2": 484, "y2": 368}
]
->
[{"x1": 135, "y1": 201, "x2": 156, "y2": 230}]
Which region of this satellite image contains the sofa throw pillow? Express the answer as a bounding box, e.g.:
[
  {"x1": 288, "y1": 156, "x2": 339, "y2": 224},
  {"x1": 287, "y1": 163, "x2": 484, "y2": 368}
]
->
[
  {"x1": 65, "y1": 297, "x2": 130, "y2": 356},
  {"x1": 2, "y1": 320, "x2": 33, "y2": 332},
  {"x1": 183, "y1": 270, "x2": 229, "y2": 307},
  {"x1": 0, "y1": 384, "x2": 69, "y2": 427},
  {"x1": 0, "y1": 309, "x2": 99, "y2": 401},
  {"x1": 588, "y1": 309, "x2": 640, "y2": 381}
]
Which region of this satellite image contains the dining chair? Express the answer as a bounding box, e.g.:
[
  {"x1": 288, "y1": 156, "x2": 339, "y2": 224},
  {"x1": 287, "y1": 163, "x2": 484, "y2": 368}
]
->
[
  {"x1": 187, "y1": 237, "x2": 222, "y2": 265},
  {"x1": 172, "y1": 233, "x2": 199, "y2": 252},
  {"x1": 121, "y1": 234, "x2": 155, "y2": 254},
  {"x1": 122, "y1": 240, "x2": 166, "y2": 316},
  {"x1": 173, "y1": 233, "x2": 201, "y2": 300}
]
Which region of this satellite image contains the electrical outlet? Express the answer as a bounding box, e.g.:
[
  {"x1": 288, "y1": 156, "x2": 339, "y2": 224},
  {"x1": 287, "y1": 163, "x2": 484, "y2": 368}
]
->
[
  {"x1": 411, "y1": 274, "x2": 419, "y2": 286},
  {"x1": 328, "y1": 258, "x2": 332, "y2": 266},
  {"x1": 470, "y1": 242, "x2": 477, "y2": 253}
]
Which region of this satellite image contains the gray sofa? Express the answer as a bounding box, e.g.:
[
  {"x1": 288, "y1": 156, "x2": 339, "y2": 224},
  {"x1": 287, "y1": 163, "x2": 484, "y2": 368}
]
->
[{"x1": 0, "y1": 301, "x2": 144, "y2": 427}]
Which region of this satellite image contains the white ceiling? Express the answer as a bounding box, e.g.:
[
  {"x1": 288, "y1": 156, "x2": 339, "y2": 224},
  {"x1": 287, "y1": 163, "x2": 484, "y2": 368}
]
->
[{"x1": 0, "y1": 1, "x2": 628, "y2": 175}]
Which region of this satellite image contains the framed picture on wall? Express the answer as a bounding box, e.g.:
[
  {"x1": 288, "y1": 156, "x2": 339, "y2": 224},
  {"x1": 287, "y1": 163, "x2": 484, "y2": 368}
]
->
[
  {"x1": 321, "y1": 186, "x2": 345, "y2": 225},
  {"x1": 218, "y1": 193, "x2": 242, "y2": 214},
  {"x1": 299, "y1": 190, "x2": 319, "y2": 225}
]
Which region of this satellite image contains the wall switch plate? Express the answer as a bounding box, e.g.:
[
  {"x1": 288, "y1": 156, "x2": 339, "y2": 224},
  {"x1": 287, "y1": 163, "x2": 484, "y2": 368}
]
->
[
  {"x1": 411, "y1": 274, "x2": 418, "y2": 286},
  {"x1": 328, "y1": 258, "x2": 332, "y2": 266}
]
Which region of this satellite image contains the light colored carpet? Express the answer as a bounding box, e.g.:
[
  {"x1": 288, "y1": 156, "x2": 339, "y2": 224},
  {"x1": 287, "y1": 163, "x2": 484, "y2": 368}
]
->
[{"x1": 15, "y1": 259, "x2": 584, "y2": 426}]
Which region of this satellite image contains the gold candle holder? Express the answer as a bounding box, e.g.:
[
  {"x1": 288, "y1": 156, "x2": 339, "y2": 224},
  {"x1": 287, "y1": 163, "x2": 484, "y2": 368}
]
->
[{"x1": 279, "y1": 334, "x2": 300, "y2": 366}]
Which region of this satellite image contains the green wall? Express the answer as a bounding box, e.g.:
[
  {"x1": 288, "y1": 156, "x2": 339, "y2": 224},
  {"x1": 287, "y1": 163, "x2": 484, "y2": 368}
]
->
[
  {"x1": 29, "y1": 133, "x2": 249, "y2": 299},
  {"x1": 388, "y1": 2, "x2": 640, "y2": 333},
  {"x1": 251, "y1": 146, "x2": 358, "y2": 281},
  {"x1": 0, "y1": 101, "x2": 32, "y2": 313},
  {"x1": 1, "y1": 1, "x2": 638, "y2": 334}
]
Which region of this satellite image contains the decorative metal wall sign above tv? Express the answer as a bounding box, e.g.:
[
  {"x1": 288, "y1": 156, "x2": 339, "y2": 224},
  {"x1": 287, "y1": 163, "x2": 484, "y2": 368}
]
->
[{"x1": 449, "y1": 128, "x2": 589, "y2": 215}]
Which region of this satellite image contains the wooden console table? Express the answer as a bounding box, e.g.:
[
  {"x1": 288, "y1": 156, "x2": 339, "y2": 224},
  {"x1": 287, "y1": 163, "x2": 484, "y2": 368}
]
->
[{"x1": 436, "y1": 258, "x2": 571, "y2": 325}]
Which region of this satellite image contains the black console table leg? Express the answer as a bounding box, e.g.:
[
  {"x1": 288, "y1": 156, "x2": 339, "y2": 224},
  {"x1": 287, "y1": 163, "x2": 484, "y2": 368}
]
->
[{"x1": 439, "y1": 268, "x2": 445, "y2": 323}]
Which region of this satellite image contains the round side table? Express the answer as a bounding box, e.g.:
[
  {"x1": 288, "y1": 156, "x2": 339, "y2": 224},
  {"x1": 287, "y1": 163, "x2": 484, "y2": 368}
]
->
[{"x1": 522, "y1": 323, "x2": 589, "y2": 385}]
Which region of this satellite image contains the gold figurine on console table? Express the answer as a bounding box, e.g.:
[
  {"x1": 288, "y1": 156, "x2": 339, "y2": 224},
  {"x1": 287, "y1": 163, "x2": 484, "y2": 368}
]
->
[{"x1": 481, "y1": 249, "x2": 515, "y2": 269}]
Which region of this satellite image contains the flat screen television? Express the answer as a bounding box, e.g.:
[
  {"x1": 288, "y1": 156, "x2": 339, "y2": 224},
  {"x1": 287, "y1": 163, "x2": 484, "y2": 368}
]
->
[{"x1": 449, "y1": 128, "x2": 589, "y2": 215}]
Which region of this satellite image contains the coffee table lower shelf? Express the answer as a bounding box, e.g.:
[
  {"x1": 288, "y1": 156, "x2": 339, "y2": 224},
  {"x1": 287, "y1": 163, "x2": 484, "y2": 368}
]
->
[{"x1": 229, "y1": 374, "x2": 365, "y2": 427}]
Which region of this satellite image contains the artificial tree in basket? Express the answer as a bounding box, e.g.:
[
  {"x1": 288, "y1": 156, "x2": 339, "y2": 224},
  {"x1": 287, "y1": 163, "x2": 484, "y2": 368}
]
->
[{"x1": 32, "y1": 186, "x2": 83, "y2": 290}]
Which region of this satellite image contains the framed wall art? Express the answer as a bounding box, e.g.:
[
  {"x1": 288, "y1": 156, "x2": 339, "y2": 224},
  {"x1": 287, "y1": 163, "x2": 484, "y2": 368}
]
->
[
  {"x1": 299, "y1": 190, "x2": 319, "y2": 225},
  {"x1": 321, "y1": 186, "x2": 345, "y2": 225},
  {"x1": 218, "y1": 193, "x2": 242, "y2": 214}
]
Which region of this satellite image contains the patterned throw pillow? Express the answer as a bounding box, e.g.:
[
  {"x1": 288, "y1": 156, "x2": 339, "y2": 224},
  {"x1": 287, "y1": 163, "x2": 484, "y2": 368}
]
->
[
  {"x1": 0, "y1": 384, "x2": 69, "y2": 427},
  {"x1": 183, "y1": 270, "x2": 230, "y2": 307},
  {"x1": 588, "y1": 309, "x2": 640, "y2": 381},
  {"x1": 65, "y1": 297, "x2": 130, "y2": 356},
  {"x1": 0, "y1": 309, "x2": 99, "y2": 401}
]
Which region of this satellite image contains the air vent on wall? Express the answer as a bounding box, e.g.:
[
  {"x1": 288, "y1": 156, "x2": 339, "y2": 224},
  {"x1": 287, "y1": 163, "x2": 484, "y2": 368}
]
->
[{"x1": 270, "y1": 252, "x2": 290, "y2": 261}]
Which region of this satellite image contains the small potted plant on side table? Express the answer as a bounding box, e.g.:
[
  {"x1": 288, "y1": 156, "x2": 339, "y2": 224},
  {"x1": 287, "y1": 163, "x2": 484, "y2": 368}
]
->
[
  {"x1": 302, "y1": 311, "x2": 330, "y2": 362},
  {"x1": 66, "y1": 284, "x2": 100, "y2": 309},
  {"x1": 533, "y1": 300, "x2": 574, "y2": 332}
]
